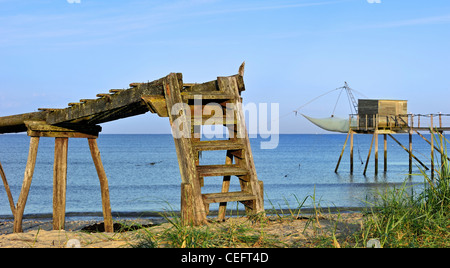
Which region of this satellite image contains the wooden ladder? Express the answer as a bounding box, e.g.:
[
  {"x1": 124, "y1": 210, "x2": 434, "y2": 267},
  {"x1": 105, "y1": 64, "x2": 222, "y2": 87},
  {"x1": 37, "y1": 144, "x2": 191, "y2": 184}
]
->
[{"x1": 163, "y1": 70, "x2": 264, "y2": 225}]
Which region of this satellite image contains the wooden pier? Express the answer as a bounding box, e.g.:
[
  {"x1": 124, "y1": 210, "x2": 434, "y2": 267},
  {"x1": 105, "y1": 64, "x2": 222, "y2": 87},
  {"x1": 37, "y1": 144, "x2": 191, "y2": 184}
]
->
[
  {"x1": 0, "y1": 63, "x2": 264, "y2": 232},
  {"x1": 335, "y1": 109, "x2": 450, "y2": 178}
]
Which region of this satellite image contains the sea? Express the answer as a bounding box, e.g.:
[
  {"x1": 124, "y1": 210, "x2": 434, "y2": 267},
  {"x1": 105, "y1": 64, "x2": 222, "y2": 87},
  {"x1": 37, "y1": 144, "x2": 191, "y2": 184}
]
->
[{"x1": 0, "y1": 133, "x2": 436, "y2": 219}]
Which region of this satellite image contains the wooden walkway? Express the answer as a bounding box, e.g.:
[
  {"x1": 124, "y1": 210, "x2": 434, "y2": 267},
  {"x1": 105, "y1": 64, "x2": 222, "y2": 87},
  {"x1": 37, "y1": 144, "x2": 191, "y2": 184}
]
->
[{"x1": 0, "y1": 63, "x2": 264, "y2": 232}]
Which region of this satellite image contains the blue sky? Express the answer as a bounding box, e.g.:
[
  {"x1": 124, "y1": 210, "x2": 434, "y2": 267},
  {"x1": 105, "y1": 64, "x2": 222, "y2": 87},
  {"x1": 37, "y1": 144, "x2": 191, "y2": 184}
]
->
[{"x1": 0, "y1": 0, "x2": 449, "y2": 134}]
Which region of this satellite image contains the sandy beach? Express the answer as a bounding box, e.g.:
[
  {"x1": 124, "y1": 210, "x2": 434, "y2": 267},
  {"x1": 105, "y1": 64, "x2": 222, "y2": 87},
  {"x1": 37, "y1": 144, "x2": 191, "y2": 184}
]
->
[{"x1": 0, "y1": 213, "x2": 365, "y2": 248}]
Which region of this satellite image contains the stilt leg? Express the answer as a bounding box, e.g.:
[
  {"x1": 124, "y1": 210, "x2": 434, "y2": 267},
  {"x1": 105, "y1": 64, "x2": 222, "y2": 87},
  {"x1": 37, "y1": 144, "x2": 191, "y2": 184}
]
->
[
  {"x1": 335, "y1": 130, "x2": 350, "y2": 173},
  {"x1": 53, "y1": 137, "x2": 68, "y2": 230},
  {"x1": 88, "y1": 138, "x2": 113, "y2": 233},
  {"x1": 430, "y1": 115, "x2": 435, "y2": 179},
  {"x1": 384, "y1": 134, "x2": 387, "y2": 173},
  {"x1": 14, "y1": 137, "x2": 40, "y2": 233},
  {"x1": 409, "y1": 131, "x2": 413, "y2": 174},
  {"x1": 375, "y1": 132, "x2": 379, "y2": 176},
  {"x1": 350, "y1": 131, "x2": 354, "y2": 174},
  {"x1": 363, "y1": 132, "x2": 376, "y2": 176},
  {"x1": 0, "y1": 161, "x2": 15, "y2": 215}
]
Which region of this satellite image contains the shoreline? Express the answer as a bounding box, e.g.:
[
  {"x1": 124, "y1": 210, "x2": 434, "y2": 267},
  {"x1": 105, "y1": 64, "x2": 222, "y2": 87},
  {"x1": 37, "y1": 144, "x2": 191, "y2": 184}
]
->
[
  {"x1": 0, "y1": 205, "x2": 368, "y2": 221},
  {"x1": 0, "y1": 206, "x2": 369, "y2": 236}
]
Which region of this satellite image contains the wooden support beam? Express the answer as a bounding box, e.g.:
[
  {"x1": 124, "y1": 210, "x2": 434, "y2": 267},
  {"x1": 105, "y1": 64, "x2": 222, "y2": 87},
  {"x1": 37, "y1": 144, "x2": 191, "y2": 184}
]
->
[
  {"x1": 350, "y1": 131, "x2": 354, "y2": 174},
  {"x1": 14, "y1": 137, "x2": 40, "y2": 233},
  {"x1": 388, "y1": 134, "x2": 429, "y2": 170},
  {"x1": 415, "y1": 131, "x2": 450, "y2": 161},
  {"x1": 53, "y1": 137, "x2": 69, "y2": 230},
  {"x1": 363, "y1": 132, "x2": 376, "y2": 176},
  {"x1": 25, "y1": 120, "x2": 100, "y2": 138},
  {"x1": 335, "y1": 130, "x2": 351, "y2": 173},
  {"x1": 375, "y1": 132, "x2": 379, "y2": 176},
  {"x1": 409, "y1": 130, "x2": 413, "y2": 174},
  {"x1": 88, "y1": 138, "x2": 114, "y2": 233},
  {"x1": 384, "y1": 134, "x2": 388, "y2": 173},
  {"x1": 164, "y1": 73, "x2": 207, "y2": 226},
  {"x1": 0, "y1": 160, "x2": 15, "y2": 215},
  {"x1": 218, "y1": 151, "x2": 234, "y2": 221},
  {"x1": 430, "y1": 115, "x2": 435, "y2": 179}
]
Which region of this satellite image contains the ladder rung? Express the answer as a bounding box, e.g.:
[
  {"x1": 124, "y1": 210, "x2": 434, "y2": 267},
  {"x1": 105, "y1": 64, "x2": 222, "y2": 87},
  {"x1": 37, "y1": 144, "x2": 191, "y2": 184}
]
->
[
  {"x1": 197, "y1": 165, "x2": 249, "y2": 177},
  {"x1": 203, "y1": 191, "x2": 256, "y2": 204},
  {"x1": 192, "y1": 140, "x2": 244, "y2": 151},
  {"x1": 191, "y1": 116, "x2": 237, "y2": 125}
]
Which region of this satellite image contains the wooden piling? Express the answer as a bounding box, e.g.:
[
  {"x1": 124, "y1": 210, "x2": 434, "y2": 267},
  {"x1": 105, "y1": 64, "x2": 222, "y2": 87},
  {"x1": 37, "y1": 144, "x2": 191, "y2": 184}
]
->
[
  {"x1": 0, "y1": 161, "x2": 15, "y2": 215},
  {"x1": 384, "y1": 134, "x2": 387, "y2": 173},
  {"x1": 409, "y1": 130, "x2": 413, "y2": 174},
  {"x1": 335, "y1": 130, "x2": 351, "y2": 173},
  {"x1": 431, "y1": 115, "x2": 435, "y2": 179},
  {"x1": 14, "y1": 137, "x2": 40, "y2": 233},
  {"x1": 374, "y1": 132, "x2": 379, "y2": 176},
  {"x1": 363, "y1": 132, "x2": 376, "y2": 176},
  {"x1": 88, "y1": 138, "x2": 114, "y2": 233},
  {"x1": 350, "y1": 131, "x2": 354, "y2": 174},
  {"x1": 53, "y1": 137, "x2": 69, "y2": 230}
]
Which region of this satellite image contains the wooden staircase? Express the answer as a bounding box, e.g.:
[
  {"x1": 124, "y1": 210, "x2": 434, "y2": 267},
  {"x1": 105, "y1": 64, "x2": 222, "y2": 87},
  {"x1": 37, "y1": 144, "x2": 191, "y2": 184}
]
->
[{"x1": 162, "y1": 66, "x2": 264, "y2": 225}]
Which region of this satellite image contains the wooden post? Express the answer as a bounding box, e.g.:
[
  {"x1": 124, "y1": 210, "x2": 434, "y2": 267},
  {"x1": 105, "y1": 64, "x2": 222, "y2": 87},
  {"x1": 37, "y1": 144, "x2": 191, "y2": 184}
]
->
[
  {"x1": 430, "y1": 115, "x2": 435, "y2": 180},
  {"x1": 335, "y1": 130, "x2": 351, "y2": 173},
  {"x1": 14, "y1": 137, "x2": 40, "y2": 233},
  {"x1": 88, "y1": 138, "x2": 114, "y2": 233},
  {"x1": 363, "y1": 132, "x2": 376, "y2": 176},
  {"x1": 53, "y1": 137, "x2": 69, "y2": 230},
  {"x1": 164, "y1": 74, "x2": 208, "y2": 226},
  {"x1": 0, "y1": 161, "x2": 15, "y2": 215},
  {"x1": 384, "y1": 134, "x2": 387, "y2": 173},
  {"x1": 350, "y1": 131, "x2": 354, "y2": 174},
  {"x1": 218, "y1": 151, "x2": 233, "y2": 221},
  {"x1": 181, "y1": 183, "x2": 194, "y2": 226},
  {"x1": 409, "y1": 130, "x2": 413, "y2": 174},
  {"x1": 374, "y1": 132, "x2": 379, "y2": 176}
]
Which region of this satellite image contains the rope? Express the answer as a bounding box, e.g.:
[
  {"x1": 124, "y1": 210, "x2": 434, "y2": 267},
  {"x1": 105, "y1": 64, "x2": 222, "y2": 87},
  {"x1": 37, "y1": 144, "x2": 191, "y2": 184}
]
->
[{"x1": 293, "y1": 87, "x2": 341, "y2": 115}]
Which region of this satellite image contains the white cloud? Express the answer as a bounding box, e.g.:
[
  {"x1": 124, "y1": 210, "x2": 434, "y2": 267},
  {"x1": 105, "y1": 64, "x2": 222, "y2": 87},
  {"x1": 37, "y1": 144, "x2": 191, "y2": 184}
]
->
[{"x1": 362, "y1": 14, "x2": 450, "y2": 29}]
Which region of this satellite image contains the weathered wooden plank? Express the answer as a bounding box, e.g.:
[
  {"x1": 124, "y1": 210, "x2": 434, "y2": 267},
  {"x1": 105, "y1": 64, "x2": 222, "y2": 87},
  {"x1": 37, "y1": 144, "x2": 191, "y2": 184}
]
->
[
  {"x1": 53, "y1": 137, "x2": 68, "y2": 231},
  {"x1": 0, "y1": 111, "x2": 48, "y2": 134},
  {"x1": 164, "y1": 73, "x2": 207, "y2": 226},
  {"x1": 196, "y1": 165, "x2": 249, "y2": 177},
  {"x1": 46, "y1": 74, "x2": 177, "y2": 125},
  {"x1": 141, "y1": 95, "x2": 168, "y2": 117},
  {"x1": 25, "y1": 120, "x2": 100, "y2": 138},
  {"x1": 203, "y1": 191, "x2": 256, "y2": 204},
  {"x1": 13, "y1": 137, "x2": 40, "y2": 233},
  {"x1": 192, "y1": 140, "x2": 244, "y2": 151}
]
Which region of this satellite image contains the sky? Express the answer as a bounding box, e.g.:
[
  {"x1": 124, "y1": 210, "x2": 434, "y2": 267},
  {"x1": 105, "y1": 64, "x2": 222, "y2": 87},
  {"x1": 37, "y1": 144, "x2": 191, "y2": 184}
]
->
[{"x1": 0, "y1": 0, "x2": 449, "y2": 134}]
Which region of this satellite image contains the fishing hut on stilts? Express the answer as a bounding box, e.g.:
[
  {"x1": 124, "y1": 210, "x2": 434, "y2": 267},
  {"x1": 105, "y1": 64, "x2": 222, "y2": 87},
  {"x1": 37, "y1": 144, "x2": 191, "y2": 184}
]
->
[
  {"x1": 0, "y1": 63, "x2": 264, "y2": 233},
  {"x1": 301, "y1": 83, "x2": 449, "y2": 177}
]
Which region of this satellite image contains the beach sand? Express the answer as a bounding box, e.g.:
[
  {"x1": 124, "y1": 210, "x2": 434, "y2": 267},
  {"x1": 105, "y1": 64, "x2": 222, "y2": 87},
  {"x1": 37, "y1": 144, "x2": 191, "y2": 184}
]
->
[{"x1": 0, "y1": 213, "x2": 365, "y2": 248}]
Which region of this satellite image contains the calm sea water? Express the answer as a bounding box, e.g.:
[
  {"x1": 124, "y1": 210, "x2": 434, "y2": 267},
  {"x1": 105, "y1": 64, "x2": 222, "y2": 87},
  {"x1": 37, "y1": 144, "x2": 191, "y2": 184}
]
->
[{"x1": 0, "y1": 134, "x2": 434, "y2": 218}]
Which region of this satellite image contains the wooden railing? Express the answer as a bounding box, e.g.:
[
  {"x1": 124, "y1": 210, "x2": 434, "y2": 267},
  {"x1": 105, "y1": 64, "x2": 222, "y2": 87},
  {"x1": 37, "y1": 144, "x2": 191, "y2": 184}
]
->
[{"x1": 349, "y1": 113, "x2": 450, "y2": 132}]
